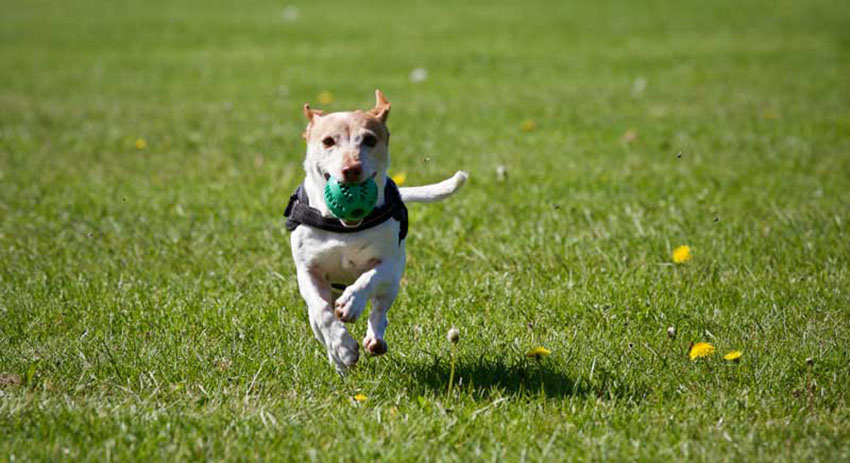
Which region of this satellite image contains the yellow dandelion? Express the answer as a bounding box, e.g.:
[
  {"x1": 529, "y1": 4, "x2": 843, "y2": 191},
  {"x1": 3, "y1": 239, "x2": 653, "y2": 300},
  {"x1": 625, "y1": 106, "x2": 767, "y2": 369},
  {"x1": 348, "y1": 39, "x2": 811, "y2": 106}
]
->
[
  {"x1": 520, "y1": 119, "x2": 537, "y2": 132},
  {"x1": 317, "y1": 90, "x2": 334, "y2": 105},
  {"x1": 135, "y1": 138, "x2": 147, "y2": 150},
  {"x1": 761, "y1": 108, "x2": 780, "y2": 120},
  {"x1": 689, "y1": 342, "x2": 715, "y2": 360},
  {"x1": 622, "y1": 129, "x2": 638, "y2": 143},
  {"x1": 525, "y1": 346, "x2": 551, "y2": 358},
  {"x1": 723, "y1": 350, "x2": 742, "y2": 362},
  {"x1": 672, "y1": 245, "x2": 692, "y2": 264},
  {"x1": 391, "y1": 172, "x2": 407, "y2": 186},
  {"x1": 353, "y1": 393, "x2": 367, "y2": 403}
]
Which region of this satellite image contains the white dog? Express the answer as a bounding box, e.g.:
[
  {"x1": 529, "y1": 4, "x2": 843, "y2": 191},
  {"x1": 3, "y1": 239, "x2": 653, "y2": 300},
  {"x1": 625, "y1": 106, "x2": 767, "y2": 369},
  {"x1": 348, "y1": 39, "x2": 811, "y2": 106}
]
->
[{"x1": 285, "y1": 90, "x2": 467, "y2": 373}]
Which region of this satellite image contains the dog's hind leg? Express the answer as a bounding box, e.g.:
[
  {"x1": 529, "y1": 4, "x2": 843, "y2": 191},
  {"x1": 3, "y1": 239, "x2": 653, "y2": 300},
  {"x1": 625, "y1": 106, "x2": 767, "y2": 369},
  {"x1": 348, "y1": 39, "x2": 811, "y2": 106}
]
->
[
  {"x1": 296, "y1": 267, "x2": 360, "y2": 372},
  {"x1": 362, "y1": 285, "x2": 398, "y2": 356}
]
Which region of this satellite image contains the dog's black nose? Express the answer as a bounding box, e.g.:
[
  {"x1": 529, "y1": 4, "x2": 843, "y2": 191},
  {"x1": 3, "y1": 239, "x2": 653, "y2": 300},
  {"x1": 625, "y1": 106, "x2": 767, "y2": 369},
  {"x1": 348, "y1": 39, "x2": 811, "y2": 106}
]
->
[{"x1": 341, "y1": 164, "x2": 362, "y2": 183}]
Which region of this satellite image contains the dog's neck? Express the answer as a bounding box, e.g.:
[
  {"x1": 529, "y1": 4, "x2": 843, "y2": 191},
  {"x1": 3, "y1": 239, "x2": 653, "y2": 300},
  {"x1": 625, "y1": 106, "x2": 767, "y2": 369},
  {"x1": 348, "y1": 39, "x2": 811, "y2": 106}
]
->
[{"x1": 303, "y1": 170, "x2": 388, "y2": 219}]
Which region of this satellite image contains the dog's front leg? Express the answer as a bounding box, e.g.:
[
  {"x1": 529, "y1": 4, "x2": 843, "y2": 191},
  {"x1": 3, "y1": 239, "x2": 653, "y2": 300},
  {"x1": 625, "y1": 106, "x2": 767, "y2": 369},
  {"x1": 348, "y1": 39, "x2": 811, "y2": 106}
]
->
[
  {"x1": 296, "y1": 267, "x2": 360, "y2": 372},
  {"x1": 334, "y1": 260, "x2": 401, "y2": 356},
  {"x1": 333, "y1": 259, "x2": 383, "y2": 323}
]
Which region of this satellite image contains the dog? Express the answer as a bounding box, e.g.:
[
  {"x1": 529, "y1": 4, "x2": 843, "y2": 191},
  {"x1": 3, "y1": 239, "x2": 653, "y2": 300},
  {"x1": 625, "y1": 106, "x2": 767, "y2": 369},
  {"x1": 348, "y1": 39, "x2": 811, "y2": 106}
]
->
[{"x1": 285, "y1": 90, "x2": 467, "y2": 373}]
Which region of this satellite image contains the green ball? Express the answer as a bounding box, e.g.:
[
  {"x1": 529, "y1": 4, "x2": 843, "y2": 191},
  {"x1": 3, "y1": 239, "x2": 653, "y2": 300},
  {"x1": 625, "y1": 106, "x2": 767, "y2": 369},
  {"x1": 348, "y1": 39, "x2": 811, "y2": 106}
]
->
[{"x1": 323, "y1": 176, "x2": 378, "y2": 221}]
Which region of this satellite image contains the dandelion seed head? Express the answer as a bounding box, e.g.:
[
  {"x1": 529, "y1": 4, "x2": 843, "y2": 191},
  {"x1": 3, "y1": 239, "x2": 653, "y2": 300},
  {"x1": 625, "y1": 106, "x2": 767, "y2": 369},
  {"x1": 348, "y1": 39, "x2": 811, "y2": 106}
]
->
[{"x1": 632, "y1": 77, "x2": 647, "y2": 96}]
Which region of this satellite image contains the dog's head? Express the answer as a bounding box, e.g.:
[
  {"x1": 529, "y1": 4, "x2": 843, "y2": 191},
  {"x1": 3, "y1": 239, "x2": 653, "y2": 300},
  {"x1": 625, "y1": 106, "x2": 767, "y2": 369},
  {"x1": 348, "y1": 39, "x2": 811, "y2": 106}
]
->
[{"x1": 301, "y1": 90, "x2": 391, "y2": 187}]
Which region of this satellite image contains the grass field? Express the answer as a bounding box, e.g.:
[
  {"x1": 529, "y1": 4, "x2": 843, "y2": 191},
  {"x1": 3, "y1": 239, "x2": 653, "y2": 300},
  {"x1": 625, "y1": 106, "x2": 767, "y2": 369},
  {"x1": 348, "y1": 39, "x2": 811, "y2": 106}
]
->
[{"x1": 2, "y1": 0, "x2": 850, "y2": 461}]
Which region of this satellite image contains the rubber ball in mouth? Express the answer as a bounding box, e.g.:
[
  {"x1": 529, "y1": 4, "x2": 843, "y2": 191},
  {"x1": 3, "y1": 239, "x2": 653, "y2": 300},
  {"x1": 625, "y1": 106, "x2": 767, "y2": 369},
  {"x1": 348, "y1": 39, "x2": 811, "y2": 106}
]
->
[{"x1": 323, "y1": 176, "x2": 378, "y2": 222}]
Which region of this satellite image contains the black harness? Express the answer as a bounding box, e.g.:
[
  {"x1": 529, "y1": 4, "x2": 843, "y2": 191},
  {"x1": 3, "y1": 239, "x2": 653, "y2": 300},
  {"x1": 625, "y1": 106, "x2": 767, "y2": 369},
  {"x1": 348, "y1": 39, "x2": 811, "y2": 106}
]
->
[{"x1": 284, "y1": 178, "x2": 408, "y2": 244}]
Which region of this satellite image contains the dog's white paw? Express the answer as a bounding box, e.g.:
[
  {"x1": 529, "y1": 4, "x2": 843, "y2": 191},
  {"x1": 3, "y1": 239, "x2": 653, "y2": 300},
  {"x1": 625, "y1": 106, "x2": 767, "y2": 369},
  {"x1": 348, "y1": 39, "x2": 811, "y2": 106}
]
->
[
  {"x1": 330, "y1": 333, "x2": 360, "y2": 372},
  {"x1": 334, "y1": 289, "x2": 368, "y2": 323},
  {"x1": 362, "y1": 336, "x2": 388, "y2": 356}
]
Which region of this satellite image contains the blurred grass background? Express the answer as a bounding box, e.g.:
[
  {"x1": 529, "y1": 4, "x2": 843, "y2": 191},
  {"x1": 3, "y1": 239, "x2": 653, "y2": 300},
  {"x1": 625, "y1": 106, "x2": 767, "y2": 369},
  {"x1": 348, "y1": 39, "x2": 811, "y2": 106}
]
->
[{"x1": 1, "y1": 0, "x2": 849, "y2": 461}]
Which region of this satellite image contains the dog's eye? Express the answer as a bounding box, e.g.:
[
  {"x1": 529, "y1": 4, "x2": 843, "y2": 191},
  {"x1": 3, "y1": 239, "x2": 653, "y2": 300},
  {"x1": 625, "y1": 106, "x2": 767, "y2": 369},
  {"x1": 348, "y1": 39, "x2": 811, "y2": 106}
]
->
[
  {"x1": 322, "y1": 137, "x2": 335, "y2": 148},
  {"x1": 362, "y1": 134, "x2": 377, "y2": 148}
]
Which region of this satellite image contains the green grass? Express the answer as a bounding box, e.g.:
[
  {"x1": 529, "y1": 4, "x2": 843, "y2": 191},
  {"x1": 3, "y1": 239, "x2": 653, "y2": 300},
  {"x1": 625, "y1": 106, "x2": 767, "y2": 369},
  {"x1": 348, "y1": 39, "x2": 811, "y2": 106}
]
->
[{"x1": 2, "y1": 0, "x2": 850, "y2": 461}]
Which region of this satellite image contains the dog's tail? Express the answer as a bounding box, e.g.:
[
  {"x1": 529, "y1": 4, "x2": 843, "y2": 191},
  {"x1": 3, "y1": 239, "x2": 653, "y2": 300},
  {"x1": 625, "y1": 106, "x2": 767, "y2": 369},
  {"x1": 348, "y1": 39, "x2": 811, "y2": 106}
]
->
[{"x1": 399, "y1": 171, "x2": 468, "y2": 203}]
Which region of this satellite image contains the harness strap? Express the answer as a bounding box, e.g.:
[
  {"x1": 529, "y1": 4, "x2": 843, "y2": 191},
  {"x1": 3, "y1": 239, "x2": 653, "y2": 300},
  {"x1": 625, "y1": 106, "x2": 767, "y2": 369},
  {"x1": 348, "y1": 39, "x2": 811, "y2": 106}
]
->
[{"x1": 284, "y1": 178, "x2": 408, "y2": 243}]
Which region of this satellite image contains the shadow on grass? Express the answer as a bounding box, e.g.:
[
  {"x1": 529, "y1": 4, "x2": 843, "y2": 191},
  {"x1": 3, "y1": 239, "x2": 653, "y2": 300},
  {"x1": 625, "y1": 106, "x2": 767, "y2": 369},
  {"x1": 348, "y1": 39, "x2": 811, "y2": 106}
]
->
[{"x1": 396, "y1": 355, "x2": 599, "y2": 399}]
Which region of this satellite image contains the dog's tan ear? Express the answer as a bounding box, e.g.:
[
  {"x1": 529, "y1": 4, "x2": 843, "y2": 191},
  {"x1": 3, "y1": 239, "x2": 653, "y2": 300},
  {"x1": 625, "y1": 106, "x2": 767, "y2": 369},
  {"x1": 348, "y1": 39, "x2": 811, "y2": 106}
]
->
[
  {"x1": 302, "y1": 104, "x2": 325, "y2": 139},
  {"x1": 368, "y1": 89, "x2": 391, "y2": 123},
  {"x1": 303, "y1": 103, "x2": 326, "y2": 121}
]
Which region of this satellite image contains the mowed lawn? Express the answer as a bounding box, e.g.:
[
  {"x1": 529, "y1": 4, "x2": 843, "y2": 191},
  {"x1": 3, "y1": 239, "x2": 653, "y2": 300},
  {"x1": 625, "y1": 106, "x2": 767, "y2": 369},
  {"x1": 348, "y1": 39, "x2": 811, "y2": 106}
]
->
[{"x1": 2, "y1": 0, "x2": 850, "y2": 461}]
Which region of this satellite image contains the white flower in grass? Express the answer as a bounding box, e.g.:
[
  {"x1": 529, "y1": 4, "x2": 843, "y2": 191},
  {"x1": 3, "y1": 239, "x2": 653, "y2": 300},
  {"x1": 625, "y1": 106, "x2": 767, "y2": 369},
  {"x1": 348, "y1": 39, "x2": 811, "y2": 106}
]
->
[
  {"x1": 282, "y1": 6, "x2": 299, "y2": 22},
  {"x1": 409, "y1": 68, "x2": 428, "y2": 83}
]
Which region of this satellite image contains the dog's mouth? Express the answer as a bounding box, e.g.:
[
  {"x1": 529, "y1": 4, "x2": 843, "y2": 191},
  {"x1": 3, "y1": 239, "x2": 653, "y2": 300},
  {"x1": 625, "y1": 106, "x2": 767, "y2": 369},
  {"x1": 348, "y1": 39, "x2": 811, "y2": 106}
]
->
[
  {"x1": 316, "y1": 167, "x2": 374, "y2": 228},
  {"x1": 318, "y1": 168, "x2": 377, "y2": 185},
  {"x1": 340, "y1": 219, "x2": 363, "y2": 227}
]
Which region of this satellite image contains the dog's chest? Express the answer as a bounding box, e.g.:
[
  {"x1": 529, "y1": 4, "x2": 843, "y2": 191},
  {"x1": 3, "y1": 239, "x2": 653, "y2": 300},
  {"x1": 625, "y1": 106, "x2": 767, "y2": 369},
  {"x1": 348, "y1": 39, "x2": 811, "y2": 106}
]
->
[{"x1": 291, "y1": 219, "x2": 403, "y2": 284}]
